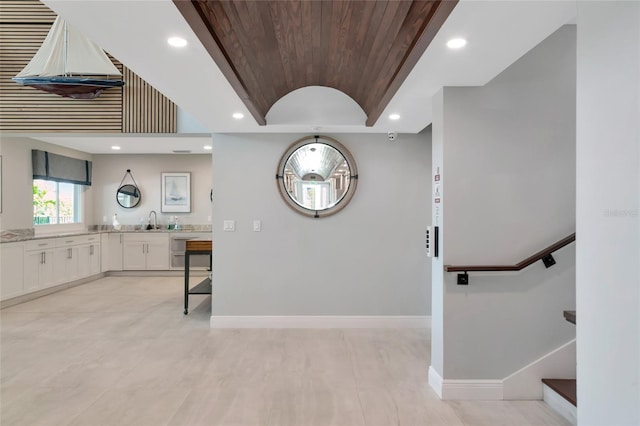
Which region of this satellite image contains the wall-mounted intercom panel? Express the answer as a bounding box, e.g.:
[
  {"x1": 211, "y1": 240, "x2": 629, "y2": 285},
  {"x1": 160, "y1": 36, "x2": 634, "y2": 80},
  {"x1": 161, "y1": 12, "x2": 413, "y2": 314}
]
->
[{"x1": 426, "y1": 226, "x2": 439, "y2": 258}]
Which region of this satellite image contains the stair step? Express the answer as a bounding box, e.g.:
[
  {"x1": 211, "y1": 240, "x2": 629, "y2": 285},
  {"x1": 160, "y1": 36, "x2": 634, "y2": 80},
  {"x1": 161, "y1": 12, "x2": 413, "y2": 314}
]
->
[{"x1": 542, "y1": 378, "x2": 577, "y2": 406}]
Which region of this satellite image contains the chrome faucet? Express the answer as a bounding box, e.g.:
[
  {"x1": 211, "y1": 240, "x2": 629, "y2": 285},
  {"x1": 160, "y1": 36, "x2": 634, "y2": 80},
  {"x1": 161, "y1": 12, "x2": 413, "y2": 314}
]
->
[{"x1": 148, "y1": 210, "x2": 157, "y2": 230}]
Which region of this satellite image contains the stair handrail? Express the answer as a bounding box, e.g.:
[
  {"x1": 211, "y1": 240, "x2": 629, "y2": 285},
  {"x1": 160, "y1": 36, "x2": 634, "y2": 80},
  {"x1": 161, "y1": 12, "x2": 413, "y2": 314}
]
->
[{"x1": 444, "y1": 233, "x2": 576, "y2": 272}]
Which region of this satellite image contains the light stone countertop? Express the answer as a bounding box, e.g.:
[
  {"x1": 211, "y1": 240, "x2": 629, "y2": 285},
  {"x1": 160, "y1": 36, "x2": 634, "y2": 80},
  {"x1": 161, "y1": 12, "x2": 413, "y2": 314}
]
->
[{"x1": 1, "y1": 226, "x2": 212, "y2": 244}]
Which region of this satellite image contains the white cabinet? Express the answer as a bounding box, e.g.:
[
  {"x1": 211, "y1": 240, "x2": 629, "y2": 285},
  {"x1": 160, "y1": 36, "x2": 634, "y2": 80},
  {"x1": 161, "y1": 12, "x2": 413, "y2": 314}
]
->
[
  {"x1": 123, "y1": 233, "x2": 169, "y2": 270},
  {"x1": 24, "y1": 239, "x2": 56, "y2": 292},
  {"x1": 103, "y1": 233, "x2": 123, "y2": 271},
  {"x1": 0, "y1": 242, "x2": 25, "y2": 300},
  {"x1": 2, "y1": 233, "x2": 103, "y2": 302},
  {"x1": 170, "y1": 233, "x2": 211, "y2": 270},
  {"x1": 53, "y1": 245, "x2": 79, "y2": 285},
  {"x1": 123, "y1": 239, "x2": 146, "y2": 270},
  {"x1": 53, "y1": 235, "x2": 102, "y2": 286},
  {"x1": 83, "y1": 235, "x2": 101, "y2": 277},
  {"x1": 79, "y1": 243, "x2": 100, "y2": 277}
]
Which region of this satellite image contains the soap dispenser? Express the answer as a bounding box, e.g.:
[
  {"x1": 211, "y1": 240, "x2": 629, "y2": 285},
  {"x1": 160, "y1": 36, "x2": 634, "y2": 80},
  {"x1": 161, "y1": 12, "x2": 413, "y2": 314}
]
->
[{"x1": 112, "y1": 213, "x2": 121, "y2": 231}]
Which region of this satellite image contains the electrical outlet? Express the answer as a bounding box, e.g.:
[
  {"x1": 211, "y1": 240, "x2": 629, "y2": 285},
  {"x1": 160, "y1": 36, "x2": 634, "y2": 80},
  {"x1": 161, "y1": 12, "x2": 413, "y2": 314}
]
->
[{"x1": 223, "y1": 220, "x2": 235, "y2": 232}]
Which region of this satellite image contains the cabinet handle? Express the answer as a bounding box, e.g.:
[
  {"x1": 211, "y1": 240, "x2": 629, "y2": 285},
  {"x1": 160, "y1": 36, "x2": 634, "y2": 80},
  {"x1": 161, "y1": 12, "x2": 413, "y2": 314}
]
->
[
  {"x1": 66, "y1": 240, "x2": 74, "y2": 244},
  {"x1": 42, "y1": 252, "x2": 46, "y2": 264},
  {"x1": 90, "y1": 245, "x2": 94, "y2": 256},
  {"x1": 68, "y1": 248, "x2": 72, "y2": 259},
  {"x1": 38, "y1": 243, "x2": 48, "y2": 247},
  {"x1": 120, "y1": 234, "x2": 123, "y2": 244},
  {"x1": 40, "y1": 252, "x2": 44, "y2": 264}
]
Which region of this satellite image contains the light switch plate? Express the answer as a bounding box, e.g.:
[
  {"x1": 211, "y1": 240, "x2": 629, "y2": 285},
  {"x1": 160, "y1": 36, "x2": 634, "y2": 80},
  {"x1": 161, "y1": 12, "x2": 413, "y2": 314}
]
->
[
  {"x1": 223, "y1": 220, "x2": 235, "y2": 232},
  {"x1": 253, "y1": 220, "x2": 261, "y2": 232}
]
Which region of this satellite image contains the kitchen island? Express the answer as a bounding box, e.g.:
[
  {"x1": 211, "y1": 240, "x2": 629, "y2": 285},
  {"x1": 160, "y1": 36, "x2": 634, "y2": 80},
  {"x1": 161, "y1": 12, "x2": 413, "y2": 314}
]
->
[{"x1": 184, "y1": 239, "x2": 212, "y2": 315}]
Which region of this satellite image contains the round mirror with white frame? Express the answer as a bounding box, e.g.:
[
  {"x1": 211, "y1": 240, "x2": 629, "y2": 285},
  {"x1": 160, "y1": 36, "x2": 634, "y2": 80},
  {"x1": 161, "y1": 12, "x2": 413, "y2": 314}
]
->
[{"x1": 277, "y1": 135, "x2": 358, "y2": 218}]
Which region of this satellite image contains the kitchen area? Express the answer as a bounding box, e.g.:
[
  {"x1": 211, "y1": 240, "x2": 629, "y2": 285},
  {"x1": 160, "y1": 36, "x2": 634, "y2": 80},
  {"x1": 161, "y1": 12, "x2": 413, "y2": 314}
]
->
[{"x1": 0, "y1": 135, "x2": 214, "y2": 310}]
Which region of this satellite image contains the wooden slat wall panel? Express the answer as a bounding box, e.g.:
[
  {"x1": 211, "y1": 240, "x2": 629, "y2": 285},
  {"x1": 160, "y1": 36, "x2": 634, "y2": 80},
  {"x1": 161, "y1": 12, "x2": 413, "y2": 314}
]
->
[
  {"x1": 122, "y1": 67, "x2": 177, "y2": 133},
  {"x1": 0, "y1": 0, "x2": 56, "y2": 24},
  {"x1": 0, "y1": 23, "x2": 123, "y2": 132},
  {"x1": 0, "y1": 0, "x2": 177, "y2": 133}
]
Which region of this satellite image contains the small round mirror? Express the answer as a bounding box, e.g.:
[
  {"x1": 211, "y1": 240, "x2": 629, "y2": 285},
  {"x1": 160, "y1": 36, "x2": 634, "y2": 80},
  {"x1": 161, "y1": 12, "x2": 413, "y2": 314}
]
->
[
  {"x1": 117, "y1": 184, "x2": 141, "y2": 208},
  {"x1": 277, "y1": 135, "x2": 357, "y2": 218}
]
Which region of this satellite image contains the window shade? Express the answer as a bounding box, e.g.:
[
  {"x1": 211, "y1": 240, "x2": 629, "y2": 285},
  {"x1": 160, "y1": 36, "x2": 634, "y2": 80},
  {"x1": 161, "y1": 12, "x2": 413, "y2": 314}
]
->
[{"x1": 32, "y1": 150, "x2": 92, "y2": 186}]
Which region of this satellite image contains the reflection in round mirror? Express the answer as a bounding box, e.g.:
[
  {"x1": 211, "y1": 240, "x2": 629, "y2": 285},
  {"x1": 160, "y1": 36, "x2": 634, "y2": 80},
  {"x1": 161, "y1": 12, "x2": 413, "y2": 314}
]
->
[
  {"x1": 277, "y1": 135, "x2": 357, "y2": 218},
  {"x1": 117, "y1": 184, "x2": 141, "y2": 208}
]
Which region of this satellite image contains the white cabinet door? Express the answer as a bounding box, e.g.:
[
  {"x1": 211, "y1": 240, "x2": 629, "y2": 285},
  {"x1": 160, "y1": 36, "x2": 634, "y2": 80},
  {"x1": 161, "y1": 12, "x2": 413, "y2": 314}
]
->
[
  {"x1": 89, "y1": 244, "x2": 101, "y2": 276},
  {"x1": 145, "y1": 234, "x2": 169, "y2": 270},
  {"x1": 25, "y1": 248, "x2": 55, "y2": 291},
  {"x1": 40, "y1": 250, "x2": 55, "y2": 288},
  {"x1": 0, "y1": 243, "x2": 24, "y2": 300},
  {"x1": 77, "y1": 245, "x2": 91, "y2": 278},
  {"x1": 100, "y1": 234, "x2": 109, "y2": 273},
  {"x1": 123, "y1": 240, "x2": 146, "y2": 270},
  {"x1": 122, "y1": 233, "x2": 169, "y2": 270},
  {"x1": 53, "y1": 247, "x2": 70, "y2": 286},
  {"x1": 107, "y1": 234, "x2": 123, "y2": 271},
  {"x1": 67, "y1": 246, "x2": 81, "y2": 282},
  {"x1": 24, "y1": 250, "x2": 42, "y2": 293},
  {"x1": 78, "y1": 243, "x2": 100, "y2": 278}
]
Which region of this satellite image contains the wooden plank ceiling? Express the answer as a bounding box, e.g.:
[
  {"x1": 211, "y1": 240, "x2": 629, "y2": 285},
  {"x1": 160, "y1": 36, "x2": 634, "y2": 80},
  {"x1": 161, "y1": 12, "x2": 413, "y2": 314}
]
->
[{"x1": 174, "y1": 0, "x2": 457, "y2": 126}]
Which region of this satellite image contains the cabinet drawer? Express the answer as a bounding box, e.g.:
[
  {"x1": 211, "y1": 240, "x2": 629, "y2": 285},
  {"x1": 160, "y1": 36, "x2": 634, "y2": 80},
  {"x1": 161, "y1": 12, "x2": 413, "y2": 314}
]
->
[
  {"x1": 123, "y1": 233, "x2": 168, "y2": 243},
  {"x1": 171, "y1": 253, "x2": 210, "y2": 269},
  {"x1": 55, "y1": 234, "x2": 100, "y2": 247},
  {"x1": 25, "y1": 239, "x2": 55, "y2": 251}
]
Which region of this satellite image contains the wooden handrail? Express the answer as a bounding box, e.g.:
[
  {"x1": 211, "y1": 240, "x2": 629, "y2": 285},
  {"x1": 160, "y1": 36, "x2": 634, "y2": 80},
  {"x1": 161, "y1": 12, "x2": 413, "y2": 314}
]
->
[{"x1": 444, "y1": 233, "x2": 576, "y2": 272}]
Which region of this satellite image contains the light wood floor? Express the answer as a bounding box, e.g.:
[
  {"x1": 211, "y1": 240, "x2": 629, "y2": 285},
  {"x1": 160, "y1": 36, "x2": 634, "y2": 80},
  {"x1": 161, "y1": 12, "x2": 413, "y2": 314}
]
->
[{"x1": 0, "y1": 276, "x2": 570, "y2": 426}]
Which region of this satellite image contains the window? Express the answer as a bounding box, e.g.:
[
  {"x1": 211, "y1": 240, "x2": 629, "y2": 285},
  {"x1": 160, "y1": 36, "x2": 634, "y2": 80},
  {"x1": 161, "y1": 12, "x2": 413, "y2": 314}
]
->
[{"x1": 33, "y1": 179, "x2": 82, "y2": 225}]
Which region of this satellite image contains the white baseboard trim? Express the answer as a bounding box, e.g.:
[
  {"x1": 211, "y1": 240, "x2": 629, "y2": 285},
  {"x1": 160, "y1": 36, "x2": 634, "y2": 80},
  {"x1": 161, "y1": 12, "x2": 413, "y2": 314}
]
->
[
  {"x1": 503, "y1": 339, "x2": 576, "y2": 400},
  {"x1": 1, "y1": 273, "x2": 104, "y2": 309},
  {"x1": 209, "y1": 315, "x2": 431, "y2": 329},
  {"x1": 428, "y1": 366, "x2": 444, "y2": 399},
  {"x1": 543, "y1": 384, "x2": 577, "y2": 425},
  {"x1": 442, "y1": 379, "x2": 504, "y2": 400},
  {"x1": 428, "y1": 339, "x2": 577, "y2": 401},
  {"x1": 429, "y1": 366, "x2": 502, "y2": 400}
]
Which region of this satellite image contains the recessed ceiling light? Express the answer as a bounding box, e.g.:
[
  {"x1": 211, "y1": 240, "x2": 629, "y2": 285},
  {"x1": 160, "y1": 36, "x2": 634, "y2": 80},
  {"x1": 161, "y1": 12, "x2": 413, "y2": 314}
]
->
[
  {"x1": 232, "y1": 112, "x2": 244, "y2": 119},
  {"x1": 389, "y1": 114, "x2": 401, "y2": 120},
  {"x1": 447, "y1": 38, "x2": 467, "y2": 49},
  {"x1": 168, "y1": 37, "x2": 187, "y2": 48},
  {"x1": 111, "y1": 146, "x2": 121, "y2": 150},
  {"x1": 204, "y1": 145, "x2": 212, "y2": 150}
]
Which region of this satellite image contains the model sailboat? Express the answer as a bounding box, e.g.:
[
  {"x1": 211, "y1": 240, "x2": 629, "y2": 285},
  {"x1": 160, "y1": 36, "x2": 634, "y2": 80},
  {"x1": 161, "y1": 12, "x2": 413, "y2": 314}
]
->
[{"x1": 12, "y1": 16, "x2": 124, "y2": 99}]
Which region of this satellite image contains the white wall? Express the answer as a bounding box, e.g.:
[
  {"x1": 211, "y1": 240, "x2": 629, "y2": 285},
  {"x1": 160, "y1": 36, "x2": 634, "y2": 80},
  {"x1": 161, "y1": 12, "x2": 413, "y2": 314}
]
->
[
  {"x1": 432, "y1": 25, "x2": 577, "y2": 380},
  {"x1": 576, "y1": 2, "x2": 640, "y2": 424},
  {"x1": 91, "y1": 154, "x2": 212, "y2": 226},
  {"x1": 211, "y1": 131, "x2": 432, "y2": 316},
  {"x1": 0, "y1": 137, "x2": 94, "y2": 231}
]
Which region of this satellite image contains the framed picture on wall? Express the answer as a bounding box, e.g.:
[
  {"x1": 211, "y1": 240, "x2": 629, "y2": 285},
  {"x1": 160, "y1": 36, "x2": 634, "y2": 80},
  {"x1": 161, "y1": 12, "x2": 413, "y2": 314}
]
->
[{"x1": 161, "y1": 172, "x2": 191, "y2": 212}]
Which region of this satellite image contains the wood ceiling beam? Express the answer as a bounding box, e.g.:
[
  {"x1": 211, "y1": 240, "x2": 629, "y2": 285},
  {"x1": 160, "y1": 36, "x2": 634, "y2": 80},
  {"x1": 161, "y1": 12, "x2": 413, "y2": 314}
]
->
[
  {"x1": 175, "y1": 0, "x2": 458, "y2": 128},
  {"x1": 365, "y1": 0, "x2": 458, "y2": 126},
  {"x1": 173, "y1": 0, "x2": 267, "y2": 125}
]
